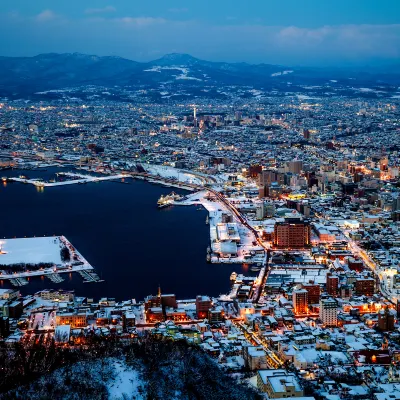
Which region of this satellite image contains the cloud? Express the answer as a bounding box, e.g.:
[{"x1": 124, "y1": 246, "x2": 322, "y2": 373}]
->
[
  {"x1": 35, "y1": 10, "x2": 57, "y2": 22},
  {"x1": 116, "y1": 17, "x2": 166, "y2": 27},
  {"x1": 275, "y1": 24, "x2": 400, "y2": 59},
  {"x1": 85, "y1": 6, "x2": 116, "y2": 15},
  {"x1": 168, "y1": 8, "x2": 188, "y2": 13},
  {"x1": 0, "y1": 11, "x2": 400, "y2": 66}
]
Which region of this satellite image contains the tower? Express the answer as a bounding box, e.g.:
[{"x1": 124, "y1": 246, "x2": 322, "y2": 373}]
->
[{"x1": 193, "y1": 105, "x2": 197, "y2": 128}]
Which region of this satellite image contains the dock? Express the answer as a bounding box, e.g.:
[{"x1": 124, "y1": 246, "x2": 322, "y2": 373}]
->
[
  {"x1": 78, "y1": 270, "x2": 104, "y2": 283},
  {"x1": 47, "y1": 273, "x2": 64, "y2": 283},
  {"x1": 9, "y1": 277, "x2": 29, "y2": 287}
]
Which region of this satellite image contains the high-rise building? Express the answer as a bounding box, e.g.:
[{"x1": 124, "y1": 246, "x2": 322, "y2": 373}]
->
[
  {"x1": 302, "y1": 282, "x2": 321, "y2": 305},
  {"x1": 286, "y1": 160, "x2": 303, "y2": 175},
  {"x1": 378, "y1": 307, "x2": 395, "y2": 331},
  {"x1": 355, "y1": 277, "x2": 375, "y2": 297},
  {"x1": 258, "y1": 170, "x2": 285, "y2": 187},
  {"x1": 196, "y1": 295, "x2": 212, "y2": 319},
  {"x1": 319, "y1": 297, "x2": 338, "y2": 327},
  {"x1": 292, "y1": 288, "x2": 308, "y2": 315},
  {"x1": 273, "y1": 219, "x2": 311, "y2": 248},
  {"x1": 326, "y1": 274, "x2": 339, "y2": 297}
]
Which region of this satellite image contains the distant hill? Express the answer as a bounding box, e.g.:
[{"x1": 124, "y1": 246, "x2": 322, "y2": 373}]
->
[{"x1": 0, "y1": 52, "x2": 399, "y2": 97}]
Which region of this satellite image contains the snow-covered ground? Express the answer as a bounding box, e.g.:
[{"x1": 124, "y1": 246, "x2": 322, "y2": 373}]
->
[
  {"x1": 0, "y1": 236, "x2": 94, "y2": 280},
  {"x1": 143, "y1": 65, "x2": 202, "y2": 81},
  {"x1": 144, "y1": 164, "x2": 205, "y2": 185},
  {"x1": 0, "y1": 237, "x2": 62, "y2": 265},
  {"x1": 10, "y1": 173, "x2": 126, "y2": 187},
  {"x1": 271, "y1": 70, "x2": 293, "y2": 77},
  {"x1": 107, "y1": 359, "x2": 146, "y2": 400}
]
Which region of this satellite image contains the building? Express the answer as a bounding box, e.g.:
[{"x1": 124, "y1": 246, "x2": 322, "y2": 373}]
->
[
  {"x1": 36, "y1": 289, "x2": 74, "y2": 302},
  {"x1": 208, "y1": 306, "x2": 224, "y2": 323},
  {"x1": 302, "y1": 282, "x2": 321, "y2": 305},
  {"x1": 273, "y1": 219, "x2": 311, "y2": 248},
  {"x1": 145, "y1": 288, "x2": 162, "y2": 311},
  {"x1": 355, "y1": 277, "x2": 375, "y2": 297},
  {"x1": 56, "y1": 312, "x2": 87, "y2": 328},
  {"x1": 196, "y1": 295, "x2": 212, "y2": 319},
  {"x1": 378, "y1": 307, "x2": 395, "y2": 331},
  {"x1": 0, "y1": 317, "x2": 10, "y2": 338},
  {"x1": 347, "y1": 257, "x2": 364, "y2": 272},
  {"x1": 165, "y1": 308, "x2": 188, "y2": 322},
  {"x1": 257, "y1": 369, "x2": 304, "y2": 397},
  {"x1": 0, "y1": 289, "x2": 19, "y2": 301},
  {"x1": 161, "y1": 294, "x2": 177, "y2": 309},
  {"x1": 244, "y1": 346, "x2": 268, "y2": 370},
  {"x1": 327, "y1": 274, "x2": 339, "y2": 296},
  {"x1": 319, "y1": 297, "x2": 338, "y2": 327},
  {"x1": 292, "y1": 289, "x2": 308, "y2": 315},
  {"x1": 146, "y1": 307, "x2": 164, "y2": 323},
  {"x1": 259, "y1": 170, "x2": 285, "y2": 187},
  {"x1": 286, "y1": 160, "x2": 303, "y2": 175}
]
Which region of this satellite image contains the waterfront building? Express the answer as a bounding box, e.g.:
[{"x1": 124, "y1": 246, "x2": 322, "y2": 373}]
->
[{"x1": 196, "y1": 295, "x2": 212, "y2": 319}]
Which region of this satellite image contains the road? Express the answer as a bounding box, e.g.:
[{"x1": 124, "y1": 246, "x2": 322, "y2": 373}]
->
[{"x1": 233, "y1": 320, "x2": 284, "y2": 368}]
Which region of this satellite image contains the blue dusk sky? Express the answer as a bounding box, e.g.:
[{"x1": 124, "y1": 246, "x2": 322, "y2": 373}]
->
[{"x1": 0, "y1": 0, "x2": 399, "y2": 66}]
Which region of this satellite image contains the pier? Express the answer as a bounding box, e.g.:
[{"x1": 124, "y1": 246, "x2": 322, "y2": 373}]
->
[
  {"x1": 9, "y1": 173, "x2": 127, "y2": 187},
  {"x1": 78, "y1": 270, "x2": 103, "y2": 283}
]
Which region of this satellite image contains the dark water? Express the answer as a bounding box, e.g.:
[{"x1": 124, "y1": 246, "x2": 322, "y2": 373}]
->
[{"x1": 0, "y1": 167, "x2": 250, "y2": 301}]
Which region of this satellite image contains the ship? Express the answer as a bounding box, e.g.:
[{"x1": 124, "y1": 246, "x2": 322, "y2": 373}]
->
[{"x1": 157, "y1": 192, "x2": 183, "y2": 209}]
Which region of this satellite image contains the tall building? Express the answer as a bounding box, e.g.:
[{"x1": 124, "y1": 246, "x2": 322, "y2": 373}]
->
[
  {"x1": 258, "y1": 170, "x2": 285, "y2": 187},
  {"x1": 286, "y1": 160, "x2": 303, "y2": 174},
  {"x1": 355, "y1": 277, "x2": 374, "y2": 297},
  {"x1": 302, "y1": 282, "x2": 321, "y2": 305},
  {"x1": 319, "y1": 297, "x2": 338, "y2": 327},
  {"x1": 196, "y1": 295, "x2": 212, "y2": 319},
  {"x1": 326, "y1": 274, "x2": 339, "y2": 297},
  {"x1": 273, "y1": 219, "x2": 311, "y2": 248},
  {"x1": 378, "y1": 307, "x2": 395, "y2": 331},
  {"x1": 292, "y1": 288, "x2": 308, "y2": 315}
]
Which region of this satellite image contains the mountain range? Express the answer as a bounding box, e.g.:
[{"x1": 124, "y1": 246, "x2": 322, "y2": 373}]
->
[{"x1": 0, "y1": 52, "x2": 399, "y2": 97}]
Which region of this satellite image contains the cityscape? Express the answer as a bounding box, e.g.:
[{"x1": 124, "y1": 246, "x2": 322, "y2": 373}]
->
[{"x1": 1, "y1": 1, "x2": 400, "y2": 399}]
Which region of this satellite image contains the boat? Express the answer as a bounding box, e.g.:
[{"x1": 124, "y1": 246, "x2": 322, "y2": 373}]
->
[
  {"x1": 157, "y1": 192, "x2": 179, "y2": 209},
  {"x1": 230, "y1": 271, "x2": 237, "y2": 281}
]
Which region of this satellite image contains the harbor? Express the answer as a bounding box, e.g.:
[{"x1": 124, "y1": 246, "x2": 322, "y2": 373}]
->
[{"x1": 0, "y1": 169, "x2": 247, "y2": 300}]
